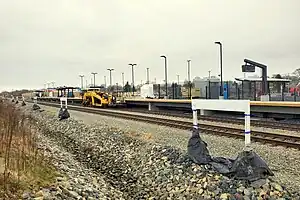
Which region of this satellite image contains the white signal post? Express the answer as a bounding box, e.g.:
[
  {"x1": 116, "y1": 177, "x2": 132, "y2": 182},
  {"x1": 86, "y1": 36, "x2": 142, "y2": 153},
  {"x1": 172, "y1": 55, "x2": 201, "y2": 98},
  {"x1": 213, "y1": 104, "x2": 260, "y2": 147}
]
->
[
  {"x1": 60, "y1": 97, "x2": 68, "y2": 109},
  {"x1": 33, "y1": 96, "x2": 38, "y2": 104},
  {"x1": 191, "y1": 99, "x2": 251, "y2": 146}
]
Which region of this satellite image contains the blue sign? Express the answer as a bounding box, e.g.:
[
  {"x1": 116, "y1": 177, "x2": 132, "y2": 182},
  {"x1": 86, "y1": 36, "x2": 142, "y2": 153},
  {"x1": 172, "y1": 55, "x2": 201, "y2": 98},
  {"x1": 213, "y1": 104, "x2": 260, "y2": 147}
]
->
[{"x1": 223, "y1": 83, "x2": 228, "y2": 99}]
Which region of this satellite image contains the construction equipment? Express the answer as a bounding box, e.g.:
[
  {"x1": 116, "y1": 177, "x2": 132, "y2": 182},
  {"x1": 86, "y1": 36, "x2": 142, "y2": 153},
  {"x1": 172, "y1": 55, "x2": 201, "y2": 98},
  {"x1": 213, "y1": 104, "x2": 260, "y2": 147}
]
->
[{"x1": 82, "y1": 86, "x2": 117, "y2": 108}]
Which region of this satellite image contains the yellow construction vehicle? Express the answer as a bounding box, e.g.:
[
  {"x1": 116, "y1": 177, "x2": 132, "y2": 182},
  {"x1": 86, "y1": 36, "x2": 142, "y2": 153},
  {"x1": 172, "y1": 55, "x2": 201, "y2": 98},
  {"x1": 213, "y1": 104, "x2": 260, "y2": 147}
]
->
[{"x1": 82, "y1": 87, "x2": 116, "y2": 108}]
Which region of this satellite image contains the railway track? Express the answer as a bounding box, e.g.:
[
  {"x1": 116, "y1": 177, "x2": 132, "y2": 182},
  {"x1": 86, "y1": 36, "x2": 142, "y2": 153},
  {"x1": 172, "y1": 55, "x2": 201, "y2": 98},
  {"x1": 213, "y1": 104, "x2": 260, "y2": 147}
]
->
[
  {"x1": 32, "y1": 99, "x2": 300, "y2": 132},
  {"x1": 32, "y1": 101, "x2": 300, "y2": 150},
  {"x1": 124, "y1": 109, "x2": 300, "y2": 132}
]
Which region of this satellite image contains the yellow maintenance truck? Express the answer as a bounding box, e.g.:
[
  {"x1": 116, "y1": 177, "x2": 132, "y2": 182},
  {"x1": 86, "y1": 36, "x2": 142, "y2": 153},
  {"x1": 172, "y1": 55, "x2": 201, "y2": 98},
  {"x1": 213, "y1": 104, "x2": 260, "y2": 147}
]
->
[{"x1": 82, "y1": 87, "x2": 116, "y2": 108}]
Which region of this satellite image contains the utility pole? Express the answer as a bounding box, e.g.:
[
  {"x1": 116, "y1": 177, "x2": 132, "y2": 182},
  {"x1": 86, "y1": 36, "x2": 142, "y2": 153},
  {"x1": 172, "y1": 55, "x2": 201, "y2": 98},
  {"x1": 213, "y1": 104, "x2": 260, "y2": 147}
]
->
[
  {"x1": 91, "y1": 72, "x2": 97, "y2": 87},
  {"x1": 177, "y1": 75, "x2": 180, "y2": 85},
  {"x1": 160, "y1": 55, "x2": 167, "y2": 98},
  {"x1": 128, "y1": 63, "x2": 137, "y2": 96},
  {"x1": 79, "y1": 75, "x2": 84, "y2": 89},
  {"x1": 208, "y1": 70, "x2": 211, "y2": 80},
  {"x1": 146, "y1": 68, "x2": 150, "y2": 84}
]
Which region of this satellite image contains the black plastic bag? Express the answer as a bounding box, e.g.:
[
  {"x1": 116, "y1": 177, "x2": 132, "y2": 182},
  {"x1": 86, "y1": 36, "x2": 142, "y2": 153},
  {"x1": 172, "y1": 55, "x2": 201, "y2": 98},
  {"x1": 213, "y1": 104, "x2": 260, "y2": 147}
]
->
[
  {"x1": 210, "y1": 157, "x2": 235, "y2": 174},
  {"x1": 229, "y1": 150, "x2": 274, "y2": 181},
  {"x1": 59, "y1": 108, "x2": 70, "y2": 120},
  {"x1": 32, "y1": 104, "x2": 40, "y2": 110},
  {"x1": 187, "y1": 128, "x2": 212, "y2": 164},
  {"x1": 187, "y1": 128, "x2": 274, "y2": 181}
]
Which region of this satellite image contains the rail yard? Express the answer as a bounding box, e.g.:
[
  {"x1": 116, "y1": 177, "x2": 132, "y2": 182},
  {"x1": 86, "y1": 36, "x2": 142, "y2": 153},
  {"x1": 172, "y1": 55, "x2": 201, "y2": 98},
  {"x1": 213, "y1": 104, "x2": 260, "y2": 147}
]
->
[
  {"x1": 1, "y1": 1, "x2": 300, "y2": 199},
  {"x1": 1, "y1": 95, "x2": 299, "y2": 199}
]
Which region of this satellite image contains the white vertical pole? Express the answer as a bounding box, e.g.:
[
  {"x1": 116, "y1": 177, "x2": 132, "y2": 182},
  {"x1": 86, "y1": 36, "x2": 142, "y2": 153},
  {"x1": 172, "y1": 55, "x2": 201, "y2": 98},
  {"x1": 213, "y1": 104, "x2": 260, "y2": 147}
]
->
[
  {"x1": 244, "y1": 109, "x2": 251, "y2": 146},
  {"x1": 60, "y1": 98, "x2": 63, "y2": 108},
  {"x1": 148, "y1": 102, "x2": 151, "y2": 111},
  {"x1": 34, "y1": 97, "x2": 37, "y2": 104},
  {"x1": 200, "y1": 109, "x2": 204, "y2": 116},
  {"x1": 192, "y1": 109, "x2": 198, "y2": 129},
  {"x1": 65, "y1": 98, "x2": 68, "y2": 109}
]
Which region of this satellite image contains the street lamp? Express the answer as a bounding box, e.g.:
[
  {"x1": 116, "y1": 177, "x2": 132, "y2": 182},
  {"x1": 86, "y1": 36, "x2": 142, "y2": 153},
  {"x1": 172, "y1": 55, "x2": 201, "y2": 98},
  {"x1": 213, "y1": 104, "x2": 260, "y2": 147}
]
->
[
  {"x1": 79, "y1": 75, "x2": 84, "y2": 89},
  {"x1": 91, "y1": 72, "x2": 97, "y2": 87},
  {"x1": 160, "y1": 55, "x2": 167, "y2": 98},
  {"x1": 177, "y1": 75, "x2": 180, "y2": 85},
  {"x1": 107, "y1": 68, "x2": 114, "y2": 92},
  {"x1": 122, "y1": 72, "x2": 125, "y2": 88},
  {"x1": 51, "y1": 81, "x2": 55, "y2": 88},
  {"x1": 187, "y1": 59, "x2": 191, "y2": 98},
  {"x1": 215, "y1": 41, "x2": 223, "y2": 97},
  {"x1": 128, "y1": 63, "x2": 137, "y2": 96},
  {"x1": 107, "y1": 68, "x2": 114, "y2": 86},
  {"x1": 146, "y1": 68, "x2": 150, "y2": 84}
]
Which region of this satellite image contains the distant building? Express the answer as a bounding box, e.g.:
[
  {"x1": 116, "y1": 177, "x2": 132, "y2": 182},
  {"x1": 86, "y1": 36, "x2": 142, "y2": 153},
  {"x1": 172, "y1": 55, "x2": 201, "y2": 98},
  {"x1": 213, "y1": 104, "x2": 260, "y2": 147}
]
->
[{"x1": 193, "y1": 76, "x2": 220, "y2": 98}]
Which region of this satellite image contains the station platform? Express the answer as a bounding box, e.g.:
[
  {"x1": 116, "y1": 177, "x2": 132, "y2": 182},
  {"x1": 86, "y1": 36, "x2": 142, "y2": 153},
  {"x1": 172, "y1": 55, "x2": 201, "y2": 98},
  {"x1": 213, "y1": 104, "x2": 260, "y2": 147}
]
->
[{"x1": 35, "y1": 97, "x2": 300, "y2": 119}]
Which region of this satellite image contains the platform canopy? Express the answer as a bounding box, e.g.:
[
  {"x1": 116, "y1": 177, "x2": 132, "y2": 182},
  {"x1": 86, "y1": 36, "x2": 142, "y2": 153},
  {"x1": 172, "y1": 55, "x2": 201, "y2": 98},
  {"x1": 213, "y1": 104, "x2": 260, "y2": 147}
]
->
[
  {"x1": 235, "y1": 77, "x2": 290, "y2": 82},
  {"x1": 56, "y1": 86, "x2": 80, "y2": 90}
]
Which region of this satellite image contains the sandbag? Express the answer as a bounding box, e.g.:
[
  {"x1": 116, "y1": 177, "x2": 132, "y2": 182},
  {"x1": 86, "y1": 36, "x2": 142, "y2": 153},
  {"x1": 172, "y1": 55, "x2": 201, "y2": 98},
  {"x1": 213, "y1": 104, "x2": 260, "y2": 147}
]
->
[
  {"x1": 32, "y1": 104, "x2": 40, "y2": 110},
  {"x1": 187, "y1": 128, "x2": 212, "y2": 164},
  {"x1": 187, "y1": 128, "x2": 274, "y2": 181},
  {"x1": 59, "y1": 108, "x2": 70, "y2": 120}
]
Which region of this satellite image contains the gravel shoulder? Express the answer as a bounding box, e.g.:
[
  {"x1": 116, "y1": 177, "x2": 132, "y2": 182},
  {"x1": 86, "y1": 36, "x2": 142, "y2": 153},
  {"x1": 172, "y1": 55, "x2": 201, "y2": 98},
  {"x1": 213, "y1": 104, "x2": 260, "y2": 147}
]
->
[{"x1": 40, "y1": 105, "x2": 300, "y2": 193}]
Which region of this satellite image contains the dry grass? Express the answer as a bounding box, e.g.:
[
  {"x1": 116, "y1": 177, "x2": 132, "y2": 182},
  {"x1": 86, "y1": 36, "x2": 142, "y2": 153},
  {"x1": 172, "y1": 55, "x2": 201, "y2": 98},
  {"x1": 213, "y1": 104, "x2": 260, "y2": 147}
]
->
[{"x1": 0, "y1": 101, "x2": 58, "y2": 199}]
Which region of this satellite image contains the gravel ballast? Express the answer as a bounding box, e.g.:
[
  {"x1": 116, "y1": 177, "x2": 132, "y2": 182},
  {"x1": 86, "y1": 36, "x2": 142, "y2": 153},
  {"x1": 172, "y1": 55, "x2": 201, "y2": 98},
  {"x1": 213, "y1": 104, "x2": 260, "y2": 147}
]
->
[{"x1": 21, "y1": 104, "x2": 300, "y2": 199}]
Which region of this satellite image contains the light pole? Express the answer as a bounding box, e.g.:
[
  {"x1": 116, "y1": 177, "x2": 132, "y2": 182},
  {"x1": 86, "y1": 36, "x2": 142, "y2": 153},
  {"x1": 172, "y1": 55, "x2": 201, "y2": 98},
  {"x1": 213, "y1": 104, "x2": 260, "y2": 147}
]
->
[
  {"x1": 208, "y1": 70, "x2": 211, "y2": 99},
  {"x1": 146, "y1": 68, "x2": 150, "y2": 84},
  {"x1": 107, "y1": 68, "x2": 114, "y2": 86},
  {"x1": 128, "y1": 63, "x2": 137, "y2": 96},
  {"x1": 177, "y1": 75, "x2": 179, "y2": 85},
  {"x1": 107, "y1": 68, "x2": 114, "y2": 91},
  {"x1": 122, "y1": 72, "x2": 125, "y2": 88},
  {"x1": 187, "y1": 59, "x2": 191, "y2": 98},
  {"x1": 51, "y1": 81, "x2": 55, "y2": 88},
  {"x1": 91, "y1": 72, "x2": 97, "y2": 87},
  {"x1": 79, "y1": 75, "x2": 84, "y2": 89},
  {"x1": 215, "y1": 41, "x2": 223, "y2": 97},
  {"x1": 160, "y1": 55, "x2": 167, "y2": 98},
  {"x1": 104, "y1": 76, "x2": 107, "y2": 88}
]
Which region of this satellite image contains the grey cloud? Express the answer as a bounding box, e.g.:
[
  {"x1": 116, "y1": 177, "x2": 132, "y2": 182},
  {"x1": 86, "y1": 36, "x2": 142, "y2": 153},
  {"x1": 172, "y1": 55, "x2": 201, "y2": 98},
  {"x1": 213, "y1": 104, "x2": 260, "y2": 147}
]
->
[{"x1": 0, "y1": 0, "x2": 299, "y2": 91}]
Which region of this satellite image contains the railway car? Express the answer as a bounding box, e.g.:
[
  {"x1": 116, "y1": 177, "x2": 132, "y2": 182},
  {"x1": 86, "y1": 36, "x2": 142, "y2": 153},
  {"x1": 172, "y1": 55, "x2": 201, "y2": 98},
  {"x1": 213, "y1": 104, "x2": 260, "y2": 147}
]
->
[{"x1": 82, "y1": 87, "x2": 116, "y2": 108}]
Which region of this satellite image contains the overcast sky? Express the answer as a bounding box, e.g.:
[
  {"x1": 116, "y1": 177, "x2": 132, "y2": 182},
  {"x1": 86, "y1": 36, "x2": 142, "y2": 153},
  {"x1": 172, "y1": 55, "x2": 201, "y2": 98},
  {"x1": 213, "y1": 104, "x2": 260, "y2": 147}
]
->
[{"x1": 0, "y1": 0, "x2": 299, "y2": 91}]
